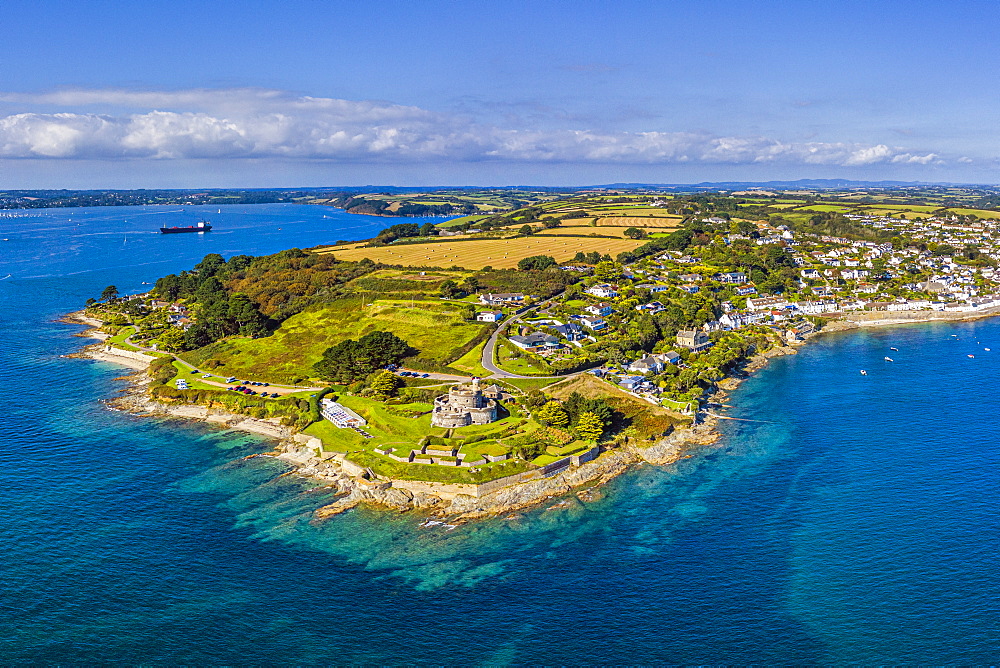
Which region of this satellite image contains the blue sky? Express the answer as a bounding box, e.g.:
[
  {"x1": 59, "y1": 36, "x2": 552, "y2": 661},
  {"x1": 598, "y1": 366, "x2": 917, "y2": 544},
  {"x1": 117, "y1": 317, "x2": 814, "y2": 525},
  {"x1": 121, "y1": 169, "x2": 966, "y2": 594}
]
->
[{"x1": 1, "y1": 0, "x2": 998, "y2": 187}]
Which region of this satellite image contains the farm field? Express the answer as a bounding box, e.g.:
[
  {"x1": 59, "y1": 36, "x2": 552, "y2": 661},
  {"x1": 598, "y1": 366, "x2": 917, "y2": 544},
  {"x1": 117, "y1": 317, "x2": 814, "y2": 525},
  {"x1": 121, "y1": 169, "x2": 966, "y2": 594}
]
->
[
  {"x1": 179, "y1": 298, "x2": 486, "y2": 383},
  {"x1": 315, "y1": 235, "x2": 645, "y2": 269},
  {"x1": 791, "y1": 204, "x2": 851, "y2": 213},
  {"x1": 864, "y1": 204, "x2": 942, "y2": 213},
  {"x1": 535, "y1": 225, "x2": 672, "y2": 238},
  {"x1": 596, "y1": 216, "x2": 683, "y2": 227},
  {"x1": 347, "y1": 268, "x2": 470, "y2": 293},
  {"x1": 944, "y1": 207, "x2": 1000, "y2": 218}
]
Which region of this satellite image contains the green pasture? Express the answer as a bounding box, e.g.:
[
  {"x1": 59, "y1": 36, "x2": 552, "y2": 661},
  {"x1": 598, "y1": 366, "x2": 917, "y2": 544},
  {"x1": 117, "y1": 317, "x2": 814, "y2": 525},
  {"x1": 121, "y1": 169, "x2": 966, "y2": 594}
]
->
[{"x1": 180, "y1": 299, "x2": 487, "y2": 384}]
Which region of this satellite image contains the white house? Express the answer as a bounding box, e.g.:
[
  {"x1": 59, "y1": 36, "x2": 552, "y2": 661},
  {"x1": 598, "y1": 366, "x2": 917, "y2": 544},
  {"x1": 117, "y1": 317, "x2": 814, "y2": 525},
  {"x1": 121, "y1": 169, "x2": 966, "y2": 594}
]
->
[
  {"x1": 585, "y1": 303, "x2": 614, "y2": 317},
  {"x1": 580, "y1": 316, "x2": 607, "y2": 331},
  {"x1": 479, "y1": 293, "x2": 525, "y2": 306},
  {"x1": 585, "y1": 284, "x2": 619, "y2": 299},
  {"x1": 627, "y1": 355, "x2": 664, "y2": 375},
  {"x1": 747, "y1": 296, "x2": 789, "y2": 311},
  {"x1": 476, "y1": 310, "x2": 504, "y2": 322}
]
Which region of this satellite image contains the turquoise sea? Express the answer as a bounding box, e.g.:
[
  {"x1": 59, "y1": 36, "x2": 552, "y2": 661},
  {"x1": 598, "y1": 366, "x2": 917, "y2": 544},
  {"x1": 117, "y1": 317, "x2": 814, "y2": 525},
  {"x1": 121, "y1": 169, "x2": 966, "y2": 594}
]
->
[{"x1": 1, "y1": 204, "x2": 999, "y2": 663}]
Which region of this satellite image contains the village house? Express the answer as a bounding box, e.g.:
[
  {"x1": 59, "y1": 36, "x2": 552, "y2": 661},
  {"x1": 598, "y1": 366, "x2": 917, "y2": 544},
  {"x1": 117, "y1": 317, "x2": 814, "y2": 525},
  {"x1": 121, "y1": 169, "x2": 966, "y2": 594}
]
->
[
  {"x1": 715, "y1": 271, "x2": 748, "y2": 284},
  {"x1": 676, "y1": 329, "x2": 711, "y2": 352},
  {"x1": 476, "y1": 310, "x2": 503, "y2": 322},
  {"x1": 579, "y1": 316, "x2": 608, "y2": 331},
  {"x1": 627, "y1": 355, "x2": 664, "y2": 375},
  {"x1": 661, "y1": 350, "x2": 682, "y2": 365},
  {"x1": 747, "y1": 295, "x2": 789, "y2": 311},
  {"x1": 551, "y1": 322, "x2": 584, "y2": 341},
  {"x1": 585, "y1": 302, "x2": 614, "y2": 317},
  {"x1": 634, "y1": 283, "x2": 669, "y2": 293},
  {"x1": 479, "y1": 293, "x2": 525, "y2": 306},
  {"x1": 508, "y1": 332, "x2": 560, "y2": 351},
  {"x1": 585, "y1": 283, "x2": 619, "y2": 299},
  {"x1": 635, "y1": 301, "x2": 665, "y2": 314}
]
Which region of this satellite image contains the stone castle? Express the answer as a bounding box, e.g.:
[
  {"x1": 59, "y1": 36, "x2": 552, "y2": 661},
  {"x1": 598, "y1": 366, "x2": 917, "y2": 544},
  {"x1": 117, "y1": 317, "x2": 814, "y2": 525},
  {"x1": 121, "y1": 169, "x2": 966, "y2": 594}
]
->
[{"x1": 431, "y1": 378, "x2": 498, "y2": 428}]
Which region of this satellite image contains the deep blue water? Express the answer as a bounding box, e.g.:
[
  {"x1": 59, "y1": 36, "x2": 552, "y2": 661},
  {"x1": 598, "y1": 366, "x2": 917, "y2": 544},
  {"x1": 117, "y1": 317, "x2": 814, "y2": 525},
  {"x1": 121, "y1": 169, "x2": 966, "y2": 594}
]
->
[{"x1": 2, "y1": 204, "x2": 999, "y2": 663}]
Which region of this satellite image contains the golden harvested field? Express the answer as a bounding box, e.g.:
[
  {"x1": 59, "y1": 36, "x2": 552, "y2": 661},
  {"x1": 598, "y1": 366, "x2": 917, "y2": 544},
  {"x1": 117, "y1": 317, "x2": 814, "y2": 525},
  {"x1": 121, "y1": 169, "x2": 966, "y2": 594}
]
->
[
  {"x1": 597, "y1": 216, "x2": 683, "y2": 227},
  {"x1": 535, "y1": 225, "x2": 676, "y2": 238},
  {"x1": 314, "y1": 236, "x2": 645, "y2": 269}
]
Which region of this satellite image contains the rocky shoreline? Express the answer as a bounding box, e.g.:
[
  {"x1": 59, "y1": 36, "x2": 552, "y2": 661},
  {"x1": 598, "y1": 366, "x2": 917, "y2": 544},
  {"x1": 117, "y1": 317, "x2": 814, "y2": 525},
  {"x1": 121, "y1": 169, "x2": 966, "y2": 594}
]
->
[
  {"x1": 64, "y1": 309, "x2": 728, "y2": 521},
  {"x1": 66, "y1": 305, "x2": 999, "y2": 523}
]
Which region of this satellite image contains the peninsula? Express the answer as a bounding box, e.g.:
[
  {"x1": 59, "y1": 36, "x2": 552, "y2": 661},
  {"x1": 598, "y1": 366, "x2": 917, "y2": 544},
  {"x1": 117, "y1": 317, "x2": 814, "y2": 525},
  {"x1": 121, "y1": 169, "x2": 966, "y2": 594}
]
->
[{"x1": 75, "y1": 185, "x2": 1000, "y2": 519}]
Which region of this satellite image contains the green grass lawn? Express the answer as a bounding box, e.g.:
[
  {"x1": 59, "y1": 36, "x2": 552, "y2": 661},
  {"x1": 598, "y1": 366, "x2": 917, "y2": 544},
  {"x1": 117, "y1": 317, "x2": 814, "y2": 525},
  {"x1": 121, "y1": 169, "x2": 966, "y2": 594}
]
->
[
  {"x1": 496, "y1": 377, "x2": 566, "y2": 393},
  {"x1": 303, "y1": 392, "x2": 540, "y2": 482},
  {"x1": 792, "y1": 204, "x2": 850, "y2": 213},
  {"x1": 546, "y1": 441, "x2": 590, "y2": 456},
  {"x1": 436, "y1": 214, "x2": 489, "y2": 228},
  {"x1": 450, "y1": 340, "x2": 490, "y2": 376},
  {"x1": 496, "y1": 342, "x2": 554, "y2": 376},
  {"x1": 180, "y1": 298, "x2": 488, "y2": 384},
  {"x1": 107, "y1": 326, "x2": 140, "y2": 351}
]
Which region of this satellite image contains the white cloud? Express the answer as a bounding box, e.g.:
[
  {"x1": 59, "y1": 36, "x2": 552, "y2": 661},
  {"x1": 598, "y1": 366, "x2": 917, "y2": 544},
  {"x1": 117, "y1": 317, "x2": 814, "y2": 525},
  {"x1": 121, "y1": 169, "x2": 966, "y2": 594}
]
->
[{"x1": 0, "y1": 87, "x2": 950, "y2": 167}]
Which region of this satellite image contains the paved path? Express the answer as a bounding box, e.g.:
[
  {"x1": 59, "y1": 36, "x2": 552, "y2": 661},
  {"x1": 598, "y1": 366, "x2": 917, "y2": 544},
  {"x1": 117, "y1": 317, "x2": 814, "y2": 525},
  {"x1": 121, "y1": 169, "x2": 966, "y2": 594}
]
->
[
  {"x1": 397, "y1": 368, "x2": 470, "y2": 382},
  {"x1": 480, "y1": 304, "x2": 577, "y2": 381}
]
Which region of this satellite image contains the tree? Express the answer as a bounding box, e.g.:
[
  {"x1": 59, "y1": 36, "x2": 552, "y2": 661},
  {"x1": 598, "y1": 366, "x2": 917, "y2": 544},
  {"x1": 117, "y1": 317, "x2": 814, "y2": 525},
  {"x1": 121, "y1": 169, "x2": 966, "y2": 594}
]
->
[
  {"x1": 594, "y1": 260, "x2": 622, "y2": 281},
  {"x1": 623, "y1": 226, "x2": 648, "y2": 239},
  {"x1": 439, "y1": 280, "x2": 463, "y2": 299},
  {"x1": 100, "y1": 285, "x2": 119, "y2": 302},
  {"x1": 226, "y1": 292, "x2": 268, "y2": 337},
  {"x1": 85, "y1": 298, "x2": 97, "y2": 307},
  {"x1": 313, "y1": 330, "x2": 413, "y2": 383},
  {"x1": 541, "y1": 217, "x2": 561, "y2": 229},
  {"x1": 536, "y1": 400, "x2": 569, "y2": 428},
  {"x1": 419, "y1": 222, "x2": 437, "y2": 236},
  {"x1": 518, "y1": 255, "x2": 556, "y2": 271},
  {"x1": 574, "y1": 412, "x2": 605, "y2": 442},
  {"x1": 158, "y1": 327, "x2": 186, "y2": 352},
  {"x1": 367, "y1": 369, "x2": 400, "y2": 400},
  {"x1": 519, "y1": 225, "x2": 534, "y2": 236},
  {"x1": 194, "y1": 253, "x2": 226, "y2": 277},
  {"x1": 463, "y1": 276, "x2": 481, "y2": 293}
]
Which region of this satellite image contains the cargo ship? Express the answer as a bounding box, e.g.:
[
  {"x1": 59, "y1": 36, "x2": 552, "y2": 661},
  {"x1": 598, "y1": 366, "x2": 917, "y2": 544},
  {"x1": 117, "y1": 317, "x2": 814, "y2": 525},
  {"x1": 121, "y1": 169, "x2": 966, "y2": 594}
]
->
[{"x1": 160, "y1": 220, "x2": 212, "y2": 234}]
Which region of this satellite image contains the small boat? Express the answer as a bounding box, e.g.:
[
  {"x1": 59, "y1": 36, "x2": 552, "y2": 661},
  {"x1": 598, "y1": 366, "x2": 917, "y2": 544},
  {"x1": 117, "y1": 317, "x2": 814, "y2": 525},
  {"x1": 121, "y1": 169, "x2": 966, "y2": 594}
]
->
[
  {"x1": 986, "y1": 348, "x2": 991, "y2": 351},
  {"x1": 884, "y1": 356, "x2": 894, "y2": 362},
  {"x1": 860, "y1": 370, "x2": 867, "y2": 375},
  {"x1": 968, "y1": 354, "x2": 975, "y2": 358},
  {"x1": 890, "y1": 347, "x2": 898, "y2": 351}
]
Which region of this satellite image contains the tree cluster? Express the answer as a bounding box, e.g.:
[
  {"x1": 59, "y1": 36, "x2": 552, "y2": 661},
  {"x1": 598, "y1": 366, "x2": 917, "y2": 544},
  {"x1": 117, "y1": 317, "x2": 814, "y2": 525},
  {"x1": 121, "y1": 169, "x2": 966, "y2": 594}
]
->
[{"x1": 313, "y1": 330, "x2": 413, "y2": 383}]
